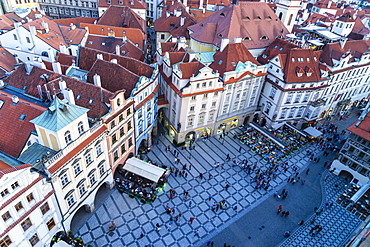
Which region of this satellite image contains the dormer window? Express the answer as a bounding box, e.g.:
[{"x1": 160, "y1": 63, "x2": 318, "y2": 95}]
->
[
  {"x1": 119, "y1": 0, "x2": 122, "y2": 4},
  {"x1": 266, "y1": 16, "x2": 272, "y2": 19},
  {"x1": 244, "y1": 37, "x2": 251, "y2": 40},
  {"x1": 200, "y1": 23, "x2": 204, "y2": 26},
  {"x1": 262, "y1": 55, "x2": 267, "y2": 59},
  {"x1": 220, "y1": 13, "x2": 225, "y2": 17},
  {"x1": 292, "y1": 58, "x2": 295, "y2": 62},
  {"x1": 279, "y1": 47, "x2": 284, "y2": 51},
  {"x1": 260, "y1": 36, "x2": 268, "y2": 40},
  {"x1": 306, "y1": 57, "x2": 310, "y2": 62},
  {"x1": 307, "y1": 72, "x2": 312, "y2": 77},
  {"x1": 243, "y1": 16, "x2": 250, "y2": 20},
  {"x1": 101, "y1": 28, "x2": 104, "y2": 32},
  {"x1": 255, "y1": 16, "x2": 261, "y2": 20},
  {"x1": 274, "y1": 45, "x2": 278, "y2": 49},
  {"x1": 218, "y1": 33, "x2": 223, "y2": 37},
  {"x1": 298, "y1": 57, "x2": 303, "y2": 62}
]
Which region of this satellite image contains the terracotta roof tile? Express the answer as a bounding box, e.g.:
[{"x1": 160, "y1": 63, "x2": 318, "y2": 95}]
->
[
  {"x1": 0, "y1": 14, "x2": 18, "y2": 31},
  {"x1": 0, "y1": 92, "x2": 46, "y2": 158},
  {"x1": 59, "y1": 25, "x2": 88, "y2": 45},
  {"x1": 347, "y1": 110, "x2": 370, "y2": 141},
  {"x1": 257, "y1": 38, "x2": 297, "y2": 65},
  {"x1": 4, "y1": 64, "x2": 113, "y2": 119},
  {"x1": 179, "y1": 61, "x2": 205, "y2": 79},
  {"x1": 87, "y1": 59, "x2": 140, "y2": 99},
  {"x1": 210, "y1": 42, "x2": 260, "y2": 76},
  {"x1": 98, "y1": 0, "x2": 146, "y2": 9},
  {"x1": 97, "y1": 6, "x2": 146, "y2": 32},
  {"x1": 168, "y1": 51, "x2": 190, "y2": 66},
  {"x1": 23, "y1": 10, "x2": 53, "y2": 21},
  {"x1": 23, "y1": 17, "x2": 67, "y2": 50},
  {"x1": 79, "y1": 46, "x2": 153, "y2": 77},
  {"x1": 188, "y1": 2, "x2": 289, "y2": 50},
  {"x1": 313, "y1": 0, "x2": 337, "y2": 9},
  {"x1": 0, "y1": 46, "x2": 17, "y2": 73},
  {"x1": 159, "y1": 42, "x2": 176, "y2": 55},
  {"x1": 53, "y1": 17, "x2": 98, "y2": 26}
]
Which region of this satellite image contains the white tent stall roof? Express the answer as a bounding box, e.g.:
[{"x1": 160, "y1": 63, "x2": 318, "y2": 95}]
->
[
  {"x1": 123, "y1": 158, "x2": 166, "y2": 183},
  {"x1": 304, "y1": 127, "x2": 323, "y2": 138},
  {"x1": 53, "y1": 242, "x2": 72, "y2": 247}
]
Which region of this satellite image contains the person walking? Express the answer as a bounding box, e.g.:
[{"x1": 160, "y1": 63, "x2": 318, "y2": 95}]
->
[
  {"x1": 199, "y1": 173, "x2": 203, "y2": 179},
  {"x1": 156, "y1": 223, "x2": 161, "y2": 231},
  {"x1": 190, "y1": 217, "x2": 195, "y2": 224},
  {"x1": 225, "y1": 183, "x2": 230, "y2": 190},
  {"x1": 306, "y1": 168, "x2": 310, "y2": 175},
  {"x1": 285, "y1": 211, "x2": 290, "y2": 217},
  {"x1": 239, "y1": 146, "x2": 242, "y2": 152},
  {"x1": 194, "y1": 230, "x2": 200, "y2": 237}
]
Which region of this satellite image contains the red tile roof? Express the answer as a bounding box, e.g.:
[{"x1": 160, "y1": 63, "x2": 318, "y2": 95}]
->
[
  {"x1": 0, "y1": 14, "x2": 18, "y2": 31},
  {"x1": 158, "y1": 42, "x2": 176, "y2": 55},
  {"x1": 4, "y1": 64, "x2": 113, "y2": 119},
  {"x1": 347, "y1": 110, "x2": 370, "y2": 141},
  {"x1": 179, "y1": 61, "x2": 205, "y2": 79},
  {"x1": 53, "y1": 17, "x2": 98, "y2": 26},
  {"x1": 279, "y1": 48, "x2": 326, "y2": 83},
  {"x1": 188, "y1": 2, "x2": 290, "y2": 50},
  {"x1": 0, "y1": 161, "x2": 11, "y2": 170},
  {"x1": 0, "y1": 46, "x2": 17, "y2": 73},
  {"x1": 257, "y1": 38, "x2": 298, "y2": 65},
  {"x1": 0, "y1": 92, "x2": 46, "y2": 158},
  {"x1": 320, "y1": 40, "x2": 370, "y2": 67},
  {"x1": 210, "y1": 42, "x2": 260, "y2": 77},
  {"x1": 23, "y1": 10, "x2": 53, "y2": 21},
  {"x1": 98, "y1": 0, "x2": 146, "y2": 9},
  {"x1": 85, "y1": 35, "x2": 144, "y2": 60},
  {"x1": 313, "y1": 0, "x2": 337, "y2": 9},
  {"x1": 80, "y1": 23, "x2": 144, "y2": 48},
  {"x1": 23, "y1": 17, "x2": 67, "y2": 50},
  {"x1": 97, "y1": 6, "x2": 146, "y2": 32},
  {"x1": 168, "y1": 51, "x2": 190, "y2": 66},
  {"x1": 59, "y1": 25, "x2": 88, "y2": 45},
  {"x1": 79, "y1": 46, "x2": 153, "y2": 78},
  {"x1": 87, "y1": 59, "x2": 140, "y2": 99}
]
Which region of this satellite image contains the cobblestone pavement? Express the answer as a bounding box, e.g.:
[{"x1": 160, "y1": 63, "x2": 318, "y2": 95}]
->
[
  {"x1": 279, "y1": 171, "x2": 363, "y2": 247},
  {"x1": 76, "y1": 126, "x2": 319, "y2": 247}
]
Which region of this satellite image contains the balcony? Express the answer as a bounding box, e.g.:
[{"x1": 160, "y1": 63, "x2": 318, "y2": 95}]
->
[{"x1": 308, "y1": 98, "x2": 327, "y2": 107}]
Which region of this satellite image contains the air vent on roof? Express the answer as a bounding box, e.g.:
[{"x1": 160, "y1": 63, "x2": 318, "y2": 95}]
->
[
  {"x1": 266, "y1": 16, "x2": 272, "y2": 19},
  {"x1": 2, "y1": 52, "x2": 7, "y2": 56},
  {"x1": 12, "y1": 95, "x2": 19, "y2": 105},
  {"x1": 231, "y1": 62, "x2": 236, "y2": 67},
  {"x1": 88, "y1": 99, "x2": 94, "y2": 105},
  {"x1": 220, "y1": 13, "x2": 225, "y2": 17},
  {"x1": 255, "y1": 16, "x2": 261, "y2": 20}
]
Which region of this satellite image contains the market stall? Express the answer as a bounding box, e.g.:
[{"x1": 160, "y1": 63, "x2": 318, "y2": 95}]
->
[{"x1": 304, "y1": 127, "x2": 323, "y2": 139}]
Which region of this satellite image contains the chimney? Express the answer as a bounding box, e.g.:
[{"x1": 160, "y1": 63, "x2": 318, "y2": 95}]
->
[
  {"x1": 180, "y1": 16, "x2": 185, "y2": 26},
  {"x1": 327, "y1": 0, "x2": 332, "y2": 8},
  {"x1": 25, "y1": 62, "x2": 33, "y2": 75},
  {"x1": 59, "y1": 44, "x2": 68, "y2": 54},
  {"x1": 234, "y1": 37, "x2": 242, "y2": 43},
  {"x1": 166, "y1": 11, "x2": 170, "y2": 18},
  {"x1": 202, "y1": 8, "x2": 205, "y2": 14},
  {"x1": 199, "y1": 0, "x2": 204, "y2": 9},
  {"x1": 186, "y1": 6, "x2": 189, "y2": 12},
  {"x1": 63, "y1": 88, "x2": 75, "y2": 105},
  {"x1": 14, "y1": 22, "x2": 21, "y2": 29},
  {"x1": 220, "y1": 38, "x2": 229, "y2": 52},
  {"x1": 171, "y1": 37, "x2": 178, "y2": 43},
  {"x1": 97, "y1": 54, "x2": 103, "y2": 60},
  {"x1": 115, "y1": 45, "x2": 120, "y2": 55},
  {"x1": 47, "y1": 48, "x2": 55, "y2": 62},
  {"x1": 93, "y1": 74, "x2": 102, "y2": 87},
  {"x1": 353, "y1": 10, "x2": 358, "y2": 20},
  {"x1": 59, "y1": 77, "x2": 67, "y2": 90},
  {"x1": 42, "y1": 21, "x2": 49, "y2": 33},
  {"x1": 110, "y1": 58, "x2": 118, "y2": 64},
  {"x1": 70, "y1": 23, "x2": 76, "y2": 30},
  {"x1": 122, "y1": 35, "x2": 127, "y2": 42},
  {"x1": 183, "y1": 0, "x2": 187, "y2": 7},
  {"x1": 52, "y1": 62, "x2": 62, "y2": 74},
  {"x1": 26, "y1": 17, "x2": 31, "y2": 22},
  {"x1": 29, "y1": 25, "x2": 37, "y2": 36},
  {"x1": 340, "y1": 38, "x2": 347, "y2": 49}
]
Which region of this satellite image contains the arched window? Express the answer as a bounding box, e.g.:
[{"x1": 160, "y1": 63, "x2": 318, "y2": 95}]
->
[
  {"x1": 65, "y1": 131, "x2": 72, "y2": 144},
  {"x1": 117, "y1": 98, "x2": 121, "y2": 106},
  {"x1": 78, "y1": 122, "x2": 84, "y2": 135},
  {"x1": 287, "y1": 14, "x2": 293, "y2": 26},
  {"x1": 41, "y1": 51, "x2": 49, "y2": 57},
  {"x1": 278, "y1": 12, "x2": 283, "y2": 20},
  {"x1": 260, "y1": 36, "x2": 269, "y2": 40}
]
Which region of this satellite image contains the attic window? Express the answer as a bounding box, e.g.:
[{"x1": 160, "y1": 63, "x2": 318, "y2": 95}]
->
[
  {"x1": 307, "y1": 72, "x2": 312, "y2": 77},
  {"x1": 76, "y1": 94, "x2": 81, "y2": 100},
  {"x1": 2, "y1": 52, "x2": 7, "y2": 56},
  {"x1": 306, "y1": 57, "x2": 310, "y2": 62},
  {"x1": 260, "y1": 36, "x2": 268, "y2": 40},
  {"x1": 279, "y1": 47, "x2": 283, "y2": 51},
  {"x1": 200, "y1": 23, "x2": 204, "y2": 26},
  {"x1": 23, "y1": 86, "x2": 27, "y2": 90},
  {"x1": 262, "y1": 55, "x2": 267, "y2": 59},
  {"x1": 255, "y1": 16, "x2": 261, "y2": 20},
  {"x1": 119, "y1": 0, "x2": 122, "y2": 4},
  {"x1": 130, "y1": 1, "x2": 134, "y2": 5},
  {"x1": 231, "y1": 62, "x2": 236, "y2": 67},
  {"x1": 19, "y1": 114, "x2": 27, "y2": 121},
  {"x1": 0, "y1": 100, "x2": 4, "y2": 109},
  {"x1": 218, "y1": 60, "x2": 223, "y2": 64},
  {"x1": 218, "y1": 33, "x2": 223, "y2": 37},
  {"x1": 298, "y1": 57, "x2": 303, "y2": 62},
  {"x1": 102, "y1": 42, "x2": 106, "y2": 46},
  {"x1": 101, "y1": 28, "x2": 104, "y2": 32},
  {"x1": 88, "y1": 41, "x2": 93, "y2": 44},
  {"x1": 220, "y1": 13, "x2": 225, "y2": 17},
  {"x1": 266, "y1": 16, "x2": 272, "y2": 19},
  {"x1": 243, "y1": 16, "x2": 250, "y2": 20},
  {"x1": 88, "y1": 99, "x2": 94, "y2": 105},
  {"x1": 313, "y1": 57, "x2": 317, "y2": 61},
  {"x1": 273, "y1": 45, "x2": 278, "y2": 49},
  {"x1": 297, "y1": 72, "x2": 303, "y2": 77},
  {"x1": 244, "y1": 37, "x2": 251, "y2": 41}
]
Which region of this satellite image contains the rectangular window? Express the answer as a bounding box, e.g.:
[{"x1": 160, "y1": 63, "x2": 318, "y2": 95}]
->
[
  {"x1": 289, "y1": 108, "x2": 296, "y2": 118},
  {"x1": 110, "y1": 120, "x2": 116, "y2": 129},
  {"x1": 209, "y1": 81, "x2": 212, "y2": 86},
  {"x1": 212, "y1": 101, "x2": 216, "y2": 107},
  {"x1": 202, "y1": 82, "x2": 206, "y2": 87},
  {"x1": 160, "y1": 34, "x2": 165, "y2": 40},
  {"x1": 85, "y1": 153, "x2": 92, "y2": 166},
  {"x1": 119, "y1": 114, "x2": 124, "y2": 122},
  {"x1": 198, "y1": 115, "x2": 204, "y2": 124},
  {"x1": 113, "y1": 151, "x2": 118, "y2": 161},
  {"x1": 60, "y1": 173, "x2": 69, "y2": 188},
  {"x1": 187, "y1": 117, "x2": 193, "y2": 126},
  {"x1": 128, "y1": 121, "x2": 132, "y2": 130},
  {"x1": 280, "y1": 109, "x2": 287, "y2": 119},
  {"x1": 96, "y1": 144, "x2": 102, "y2": 156},
  {"x1": 202, "y1": 104, "x2": 206, "y2": 109},
  {"x1": 26, "y1": 193, "x2": 34, "y2": 202},
  {"x1": 294, "y1": 93, "x2": 302, "y2": 103},
  {"x1": 119, "y1": 127, "x2": 125, "y2": 137},
  {"x1": 99, "y1": 163, "x2": 105, "y2": 176},
  {"x1": 203, "y1": 93, "x2": 208, "y2": 98},
  {"x1": 112, "y1": 134, "x2": 117, "y2": 145},
  {"x1": 214, "y1": 92, "x2": 218, "y2": 97},
  {"x1": 66, "y1": 194, "x2": 75, "y2": 207},
  {"x1": 13, "y1": 34, "x2": 17, "y2": 40},
  {"x1": 78, "y1": 183, "x2": 86, "y2": 196},
  {"x1": 0, "y1": 235, "x2": 12, "y2": 246},
  {"x1": 128, "y1": 138, "x2": 133, "y2": 147},
  {"x1": 1, "y1": 189, "x2": 9, "y2": 197},
  {"x1": 121, "y1": 144, "x2": 126, "y2": 154},
  {"x1": 303, "y1": 93, "x2": 310, "y2": 102},
  {"x1": 191, "y1": 96, "x2": 196, "y2": 100},
  {"x1": 269, "y1": 88, "x2": 276, "y2": 99},
  {"x1": 74, "y1": 163, "x2": 82, "y2": 177},
  {"x1": 21, "y1": 218, "x2": 32, "y2": 232},
  {"x1": 15, "y1": 202, "x2": 23, "y2": 212},
  {"x1": 11, "y1": 182, "x2": 19, "y2": 190},
  {"x1": 89, "y1": 173, "x2": 96, "y2": 185},
  {"x1": 209, "y1": 112, "x2": 214, "y2": 121},
  {"x1": 196, "y1": 83, "x2": 200, "y2": 88},
  {"x1": 2, "y1": 211, "x2": 11, "y2": 222},
  {"x1": 297, "y1": 107, "x2": 304, "y2": 117},
  {"x1": 26, "y1": 37, "x2": 31, "y2": 43},
  {"x1": 265, "y1": 104, "x2": 271, "y2": 114},
  {"x1": 40, "y1": 202, "x2": 50, "y2": 215},
  {"x1": 46, "y1": 218, "x2": 56, "y2": 231},
  {"x1": 29, "y1": 233, "x2": 39, "y2": 246},
  {"x1": 190, "y1": 106, "x2": 194, "y2": 111}
]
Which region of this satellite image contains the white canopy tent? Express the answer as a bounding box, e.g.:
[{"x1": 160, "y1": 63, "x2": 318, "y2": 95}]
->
[
  {"x1": 123, "y1": 158, "x2": 166, "y2": 183},
  {"x1": 304, "y1": 127, "x2": 323, "y2": 138},
  {"x1": 53, "y1": 242, "x2": 72, "y2": 247}
]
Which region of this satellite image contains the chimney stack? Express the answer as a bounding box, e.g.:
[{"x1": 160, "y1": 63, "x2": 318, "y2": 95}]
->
[
  {"x1": 29, "y1": 25, "x2": 37, "y2": 36},
  {"x1": 59, "y1": 44, "x2": 68, "y2": 54},
  {"x1": 220, "y1": 38, "x2": 229, "y2": 52},
  {"x1": 93, "y1": 74, "x2": 102, "y2": 87},
  {"x1": 52, "y1": 62, "x2": 62, "y2": 74},
  {"x1": 42, "y1": 21, "x2": 49, "y2": 33},
  {"x1": 180, "y1": 17, "x2": 185, "y2": 26},
  {"x1": 63, "y1": 88, "x2": 75, "y2": 105},
  {"x1": 234, "y1": 37, "x2": 242, "y2": 43},
  {"x1": 97, "y1": 54, "x2": 103, "y2": 60},
  {"x1": 116, "y1": 45, "x2": 120, "y2": 55},
  {"x1": 110, "y1": 58, "x2": 118, "y2": 64}
]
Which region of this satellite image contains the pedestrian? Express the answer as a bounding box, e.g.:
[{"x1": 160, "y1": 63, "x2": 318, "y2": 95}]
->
[
  {"x1": 140, "y1": 232, "x2": 144, "y2": 238},
  {"x1": 284, "y1": 231, "x2": 291, "y2": 237},
  {"x1": 172, "y1": 208, "x2": 175, "y2": 215},
  {"x1": 189, "y1": 164, "x2": 192, "y2": 170},
  {"x1": 233, "y1": 205, "x2": 238, "y2": 211},
  {"x1": 225, "y1": 183, "x2": 230, "y2": 190},
  {"x1": 199, "y1": 173, "x2": 203, "y2": 179},
  {"x1": 306, "y1": 168, "x2": 310, "y2": 175},
  {"x1": 156, "y1": 223, "x2": 161, "y2": 230},
  {"x1": 239, "y1": 146, "x2": 242, "y2": 152},
  {"x1": 190, "y1": 217, "x2": 195, "y2": 224},
  {"x1": 301, "y1": 180, "x2": 306, "y2": 185},
  {"x1": 194, "y1": 230, "x2": 200, "y2": 236},
  {"x1": 189, "y1": 201, "x2": 192, "y2": 207},
  {"x1": 281, "y1": 211, "x2": 286, "y2": 216},
  {"x1": 285, "y1": 211, "x2": 290, "y2": 217},
  {"x1": 209, "y1": 195, "x2": 213, "y2": 201},
  {"x1": 209, "y1": 173, "x2": 213, "y2": 179},
  {"x1": 298, "y1": 220, "x2": 304, "y2": 225},
  {"x1": 274, "y1": 190, "x2": 278, "y2": 198}
]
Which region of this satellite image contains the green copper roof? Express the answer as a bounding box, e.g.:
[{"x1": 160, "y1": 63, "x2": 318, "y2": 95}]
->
[
  {"x1": 18, "y1": 143, "x2": 57, "y2": 166},
  {"x1": 30, "y1": 97, "x2": 89, "y2": 132},
  {"x1": 194, "y1": 51, "x2": 216, "y2": 64}
]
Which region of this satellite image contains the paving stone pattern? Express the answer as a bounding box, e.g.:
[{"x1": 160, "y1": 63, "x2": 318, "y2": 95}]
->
[{"x1": 77, "y1": 127, "x2": 322, "y2": 247}]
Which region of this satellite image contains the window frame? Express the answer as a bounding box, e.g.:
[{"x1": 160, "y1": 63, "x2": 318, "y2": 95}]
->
[{"x1": 21, "y1": 217, "x2": 32, "y2": 232}]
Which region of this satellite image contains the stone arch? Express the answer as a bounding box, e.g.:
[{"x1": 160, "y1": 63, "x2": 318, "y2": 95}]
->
[
  {"x1": 243, "y1": 115, "x2": 250, "y2": 125},
  {"x1": 339, "y1": 170, "x2": 354, "y2": 182},
  {"x1": 253, "y1": 113, "x2": 259, "y2": 123},
  {"x1": 69, "y1": 204, "x2": 92, "y2": 233}
]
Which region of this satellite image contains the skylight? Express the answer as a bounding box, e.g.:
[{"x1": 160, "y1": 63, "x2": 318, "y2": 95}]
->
[
  {"x1": 88, "y1": 99, "x2": 94, "y2": 105},
  {"x1": 19, "y1": 114, "x2": 27, "y2": 121},
  {"x1": 76, "y1": 94, "x2": 81, "y2": 100},
  {"x1": 218, "y1": 60, "x2": 223, "y2": 65}
]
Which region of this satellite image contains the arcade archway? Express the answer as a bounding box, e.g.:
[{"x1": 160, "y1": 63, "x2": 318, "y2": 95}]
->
[{"x1": 339, "y1": 170, "x2": 354, "y2": 182}]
